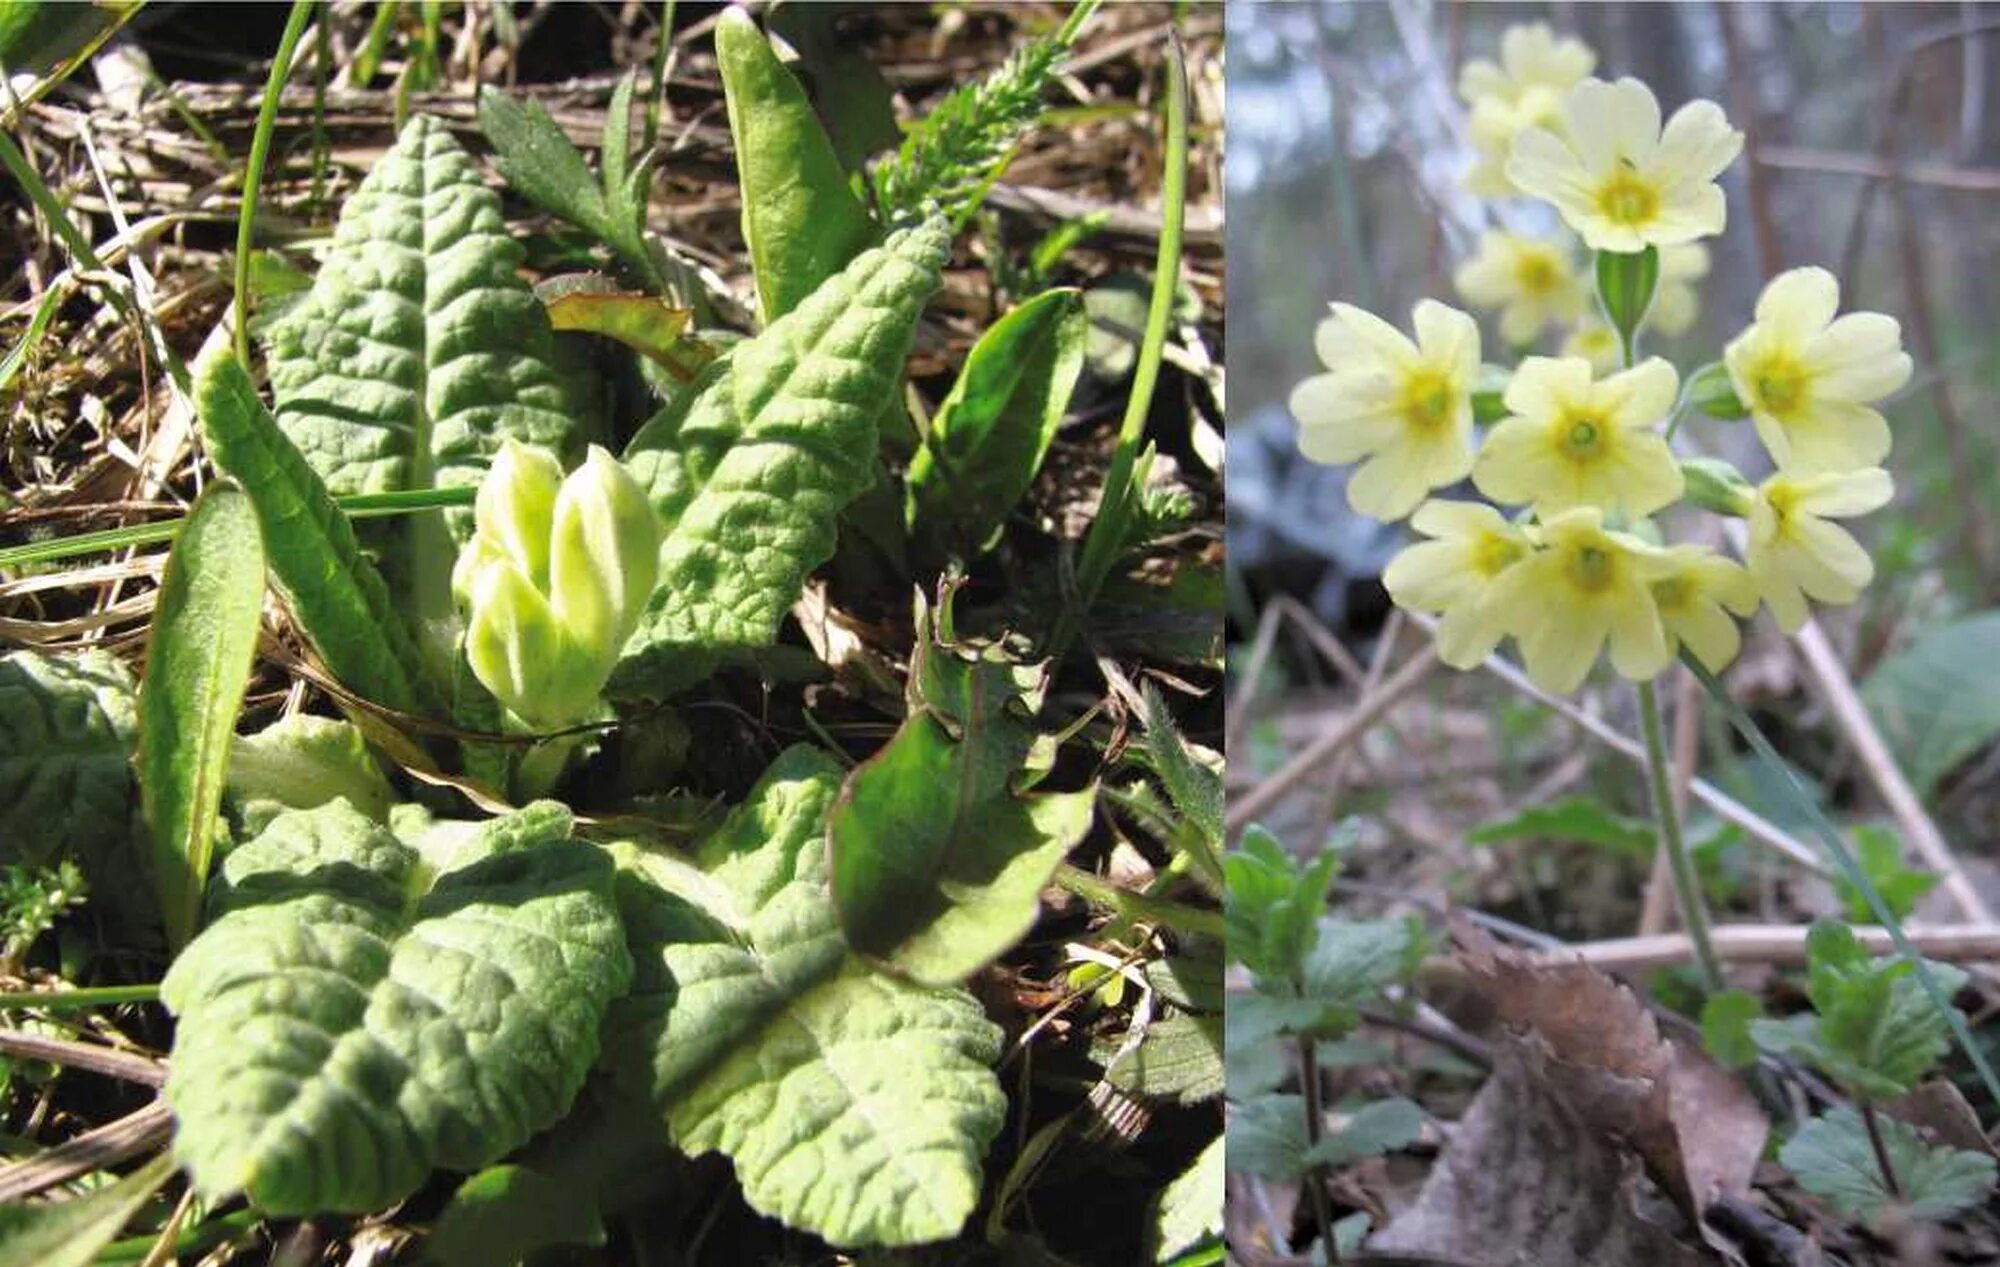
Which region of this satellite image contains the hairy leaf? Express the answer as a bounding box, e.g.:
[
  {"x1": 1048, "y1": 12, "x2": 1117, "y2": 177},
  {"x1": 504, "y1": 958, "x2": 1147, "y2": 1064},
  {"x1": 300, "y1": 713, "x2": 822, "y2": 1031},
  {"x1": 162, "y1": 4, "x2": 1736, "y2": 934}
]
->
[
  {"x1": 162, "y1": 799, "x2": 631, "y2": 1215},
  {"x1": 264, "y1": 114, "x2": 580, "y2": 649},
  {"x1": 229, "y1": 714, "x2": 396, "y2": 828},
  {"x1": 0, "y1": 648, "x2": 148, "y2": 925},
  {"x1": 906, "y1": 288, "x2": 1085, "y2": 555},
  {"x1": 1304, "y1": 1097, "x2": 1424, "y2": 1168},
  {"x1": 1147, "y1": 1134, "x2": 1222, "y2": 1263},
  {"x1": 1225, "y1": 1094, "x2": 1308, "y2": 1181},
  {"x1": 613, "y1": 219, "x2": 950, "y2": 700},
  {"x1": 0, "y1": 1152, "x2": 176, "y2": 1267},
  {"x1": 715, "y1": 7, "x2": 877, "y2": 323},
  {"x1": 1093, "y1": 1012, "x2": 1223, "y2": 1104},
  {"x1": 830, "y1": 608, "x2": 1093, "y2": 984},
  {"x1": 1781, "y1": 1108, "x2": 1996, "y2": 1223},
  {"x1": 603, "y1": 746, "x2": 1006, "y2": 1248},
  {"x1": 196, "y1": 352, "x2": 443, "y2": 717},
  {"x1": 1863, "y1": 610, "x2": 2000, "y2": 795},
  {"x1": 137, "y1": 481, "x2": 265, "y2": 949},
  {"x1": 1836, "y1": 825, "x2": 1937, "y2": 923},
  {"x1": 1224, "y1": 825, "x2": 1341, "y2": 988}
]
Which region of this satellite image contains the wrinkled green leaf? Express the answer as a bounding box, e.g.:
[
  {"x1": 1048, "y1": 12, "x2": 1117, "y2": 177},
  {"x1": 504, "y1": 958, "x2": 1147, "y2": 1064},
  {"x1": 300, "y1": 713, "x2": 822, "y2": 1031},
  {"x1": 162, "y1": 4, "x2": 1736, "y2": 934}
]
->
[
  {"x1": 1137, "y1": 682, "x2": 1224, "y2": 893},
  {"x1": 1468, "y1": 794, "x2": 1658, "y2": 857},
  {"x1": 1863, "y1": 610, "x2": 2000, "y2": 796},
  {"x1": 1301, "y1": 918, "x2": 1412, "y2": 1033},
  {"x1": 613, "y1": 219, "x2": 949, "y2": 699},
  {"x1": 195, "y1": 352, "x2": 444, "y2": 717},
  {"x1": 1750, "y1": 920, "x2": 1968, "y2": 1099},
  {"x1": 1303, "y1": 1097, "x2": 1424, "y2": 1168},
  {"x1": 0, "y1": 1152, "x2": 176, "y2": 1267},
  {"x1": 907, "y1": 288, "x2": 1085, "y2": 555},
  {"x1": 264, "y1": 114, "x2": 580, "y2": 654},
  {"x1": 830, "y1": 611, "x2": 1092, "y2": 984},
  {"x1": 1147, "y1": 1134, "x2": 1222, "y2": 1263},
  {"x1": 0, "y1": 648, "x2": 148, "y2": 926},
  {"x1": 1226, "y1": 1093, "x2": 1307, "y2": 1181},
  {"x1": 430, "y1": 1164, "x2": 606, "y2": 1267},
  {"x1": 1700, "y1": 988, "x2": 1763, "y2": 1070},
  {"x1": 603, "y1": 746, "x2": 1005, "y2": 1248},
  {"x1": 716, "y1": 7, "x2": 877, "y2": 323},
  {"x1": 162, "y1": 799, "x2": 631, "y2": 1215},
  {"x1": 1781, "y1": 1108, "x2": 1996, "y2": 1224},
  {"x1": 228, "y1": 714, "x2": 395, "y2": 828},
  {"x1": 1094, "y1": 1012, "x2": 1222, "y2": 1104},
  {"x1": 1224, "y1": 825, "x2": 1339, "y2": 987},
  {"x1": 138, "y1": 481, "x2": 265, "y2": 950},
  {"x1": 1836, "y1": 825, "x2": 1938, "y2": 923}
]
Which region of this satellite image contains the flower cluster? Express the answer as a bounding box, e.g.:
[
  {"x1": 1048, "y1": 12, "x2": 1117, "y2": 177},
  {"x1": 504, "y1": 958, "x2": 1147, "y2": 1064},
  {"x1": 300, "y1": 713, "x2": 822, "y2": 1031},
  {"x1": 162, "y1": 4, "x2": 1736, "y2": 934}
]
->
[
  {"x1": 454, "y1": 440, "x2": 662, "y2": 728},
  {"x1": 1291, "y1": 27, "x2": 1910, "y2": 695}
]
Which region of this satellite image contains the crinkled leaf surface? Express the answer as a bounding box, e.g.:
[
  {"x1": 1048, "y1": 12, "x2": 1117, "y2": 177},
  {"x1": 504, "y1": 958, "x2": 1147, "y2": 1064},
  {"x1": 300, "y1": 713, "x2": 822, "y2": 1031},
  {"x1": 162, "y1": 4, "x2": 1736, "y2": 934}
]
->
[
  {"x1": 0, "y1": 648, "x2": 149, "y2": 924},
  {"x1": 264, "y1": 114, "x2": 580, "y2": 646},
  {"x1": 229, "y1": 713, "x2": 395, "y2": 828},
  {"x1": 612, "y1": 219, "x2": 949, "y2": 700},
  {"x1": 1225, "y1": 1093, "x2": 1308, "y2": 1182},
  {"x1": 829, "y1": 615, "x2": 1093, "y2": 985},
  {"x1": 602, "y1": 746, "x2": 1005, "y2": 1248},
  {"x1": 162, "y1": 799, "x2": 630, "y2": 1216},
  {"x1": 1863, "y1": 610, "x2": 2000, "y2": 795},
  {"x1": 1781, "y1": 1108, "x2": 1997, "y2": 1224},
  {"x1": 1092, "y1": 1012, "x2": 1222, "y2": 1105}
]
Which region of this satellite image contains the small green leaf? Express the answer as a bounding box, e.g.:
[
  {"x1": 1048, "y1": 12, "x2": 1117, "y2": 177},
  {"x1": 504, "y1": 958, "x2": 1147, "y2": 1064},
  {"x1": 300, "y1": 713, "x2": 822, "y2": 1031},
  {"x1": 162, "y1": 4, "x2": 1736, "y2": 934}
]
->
[
  {"x1": 1147, "y1": 1134, "x2": 1222, "y2": 1262},
  {"x1": 1781, "y1": 1108, "x2": 1996, "y2": 1224},
  {"x1": 1136, "y1": 684, "x2": 1223, "y2": 892},
  {"x1": 1302, "y1": 1096, "x2": 1424, "y2": 1168},
  {"x1": 138, "y1": 481, "x2": 266, "y2": 951},
  {"x1": 1302, "y1": 918, "x2": 1412, "y2": 1031},
  {"x1": 430, "y1": 1164, "x2": 606, "y2": 1267},
  {"x1": 1700, "y1": 988, "x2": 1763, "y2": 1070},
  {"x1": 229, "y1": 714, "x2": 395, "y2": 828},
  {"x1": 162, "y1": 799, "x2": 631, "y2": 1215},
  {"x1": 603, "y1": 746, "x2": 1006, "y2": 1248},
  {"x1": 715, "y1": 6, "x2": 877, "y2": 324},
  {"x1": 1836, "y1": 826, "x2": 1938, "y2": 923},
  {"x1": 1224, "y1": 825, "x2": 1339, "y2": 987},
  {"x1": 0, "y1": 1151, "x2": 177, "y2": 1267},
  {"x1": 1225, "y1": 1093, "x2": 1308, "y2": 1181},
  {"x1": 907, "y1": 288, "x2": 1086, "y2": 555},
  {"x1": 1094, "y1": 1012, "x2": 1223, "y2": 1104},
  {"x1": 1863, "y1": 610, "x2": 2000, "y2": 796},
  {"x1": 195, "y1": 352, "x2": 444, "y2": 718},
  {"x1": 613, "y1": 219, "x2": 950, "y2": 700},
  {"x1": 1468, "y1": 794, "x2": 1658, "y2": 857},
  {"x1": 829, "y1": 610, "x2": 1093, "y2": 984},
  {"x1": 1594, "y1": 246, "x2": 1659, "y2": 355}
]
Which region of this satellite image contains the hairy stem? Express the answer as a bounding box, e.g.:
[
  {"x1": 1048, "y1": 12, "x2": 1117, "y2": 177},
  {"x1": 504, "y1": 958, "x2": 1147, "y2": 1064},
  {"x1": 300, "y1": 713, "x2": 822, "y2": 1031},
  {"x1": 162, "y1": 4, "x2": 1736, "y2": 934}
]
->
[
  {"x1": 1298, "y1": 1036, "x2": 1340, "y2": 1261},
  {"x1": 1638, "y1": 678, "x2": 1723, "y2": 993}
]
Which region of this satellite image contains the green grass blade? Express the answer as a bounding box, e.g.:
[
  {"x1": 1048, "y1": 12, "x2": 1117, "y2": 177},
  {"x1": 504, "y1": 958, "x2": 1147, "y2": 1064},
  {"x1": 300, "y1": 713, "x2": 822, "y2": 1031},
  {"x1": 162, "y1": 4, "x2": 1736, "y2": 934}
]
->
[
  {"x1": 1687, "y1": 653, "x2": 2000, "y2": 1115},
  {"x1": 195, "y1": 352, "x2": 443, "y2": 717},
  {"x1": 1054, "y1": 32, "x2": 1187, "y2": 656},
  {"x1": 137, "y1": 482, "x2": 267, "y2": 951},
  {"x1": 235, "y1": 0, "x2": 316, "y2": 364}
]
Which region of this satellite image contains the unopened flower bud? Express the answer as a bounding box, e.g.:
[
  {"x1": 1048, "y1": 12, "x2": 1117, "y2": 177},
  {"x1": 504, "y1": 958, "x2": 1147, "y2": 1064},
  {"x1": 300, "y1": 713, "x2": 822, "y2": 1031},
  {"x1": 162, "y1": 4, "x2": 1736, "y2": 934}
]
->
[
  {"x1": 550, "y1": 446, "x2": 661, "y2": 673},
  {"x1": 1680, "y1": 456, "x2": 1754, "y2": 517},
  {"x1": 473, "y1": 440, "x2": 564, "y2": 590},
  {"x1": 1684, "y1": 360, "x2": 1748, "y2": 421}
]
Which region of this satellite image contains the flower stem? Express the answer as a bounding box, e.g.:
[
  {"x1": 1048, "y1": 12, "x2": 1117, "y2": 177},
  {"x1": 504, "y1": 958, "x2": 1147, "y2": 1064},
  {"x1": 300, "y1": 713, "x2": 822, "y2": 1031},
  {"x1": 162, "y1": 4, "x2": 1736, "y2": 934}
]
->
[
  {"x1": 1859, "y1": 1100, "x2": 1903, "y2": 1199},
  {"x1": 1637, "y1": 678, "x2": 1723, "y2": 994},
  {"x1": 1298, "y1": 1035, "x2": 1340, "y2": 1261},
  {"x1": 0, "y1": 983, "x2": 159, "y2": 1012}
]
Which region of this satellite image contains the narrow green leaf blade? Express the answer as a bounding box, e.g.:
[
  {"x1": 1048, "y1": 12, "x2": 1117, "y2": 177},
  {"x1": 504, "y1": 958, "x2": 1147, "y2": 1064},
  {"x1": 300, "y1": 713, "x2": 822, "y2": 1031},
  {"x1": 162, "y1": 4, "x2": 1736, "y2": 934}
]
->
[
  {"x1": 0, "y1": 1152, "x2": 177, "y2": 1267},
  {"x1": 603, "y1": 746, "x2": 1006, "y2": 1248},
  {"x1": 715, "y1": 6, "x2": 878, "y2": 323},
  {"x1": 138, "y1": 481, "x2": 266, "y2": 950},
  {"x1": 195, "y1": 351, "x2": 442, "y2": 716},
  {"x1": 477, "y1": 86, "x2": 618, "y2": 248},
  {"x1": 907, "y1": 287, "x2": 1085, "y2": 554},
  {"x1": 162, "y1": 800, "x2": 631, "y2": 1215},
  {"x1": 613, "y1": 219, "x2": 949, "y2": 700}
]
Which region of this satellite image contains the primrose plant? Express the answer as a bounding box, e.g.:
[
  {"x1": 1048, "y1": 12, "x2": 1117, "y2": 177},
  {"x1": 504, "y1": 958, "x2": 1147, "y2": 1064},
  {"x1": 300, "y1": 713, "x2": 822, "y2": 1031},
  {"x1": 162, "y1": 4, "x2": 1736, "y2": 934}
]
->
[{"x1": 1289, "y1": 24, "x2": 1911, "y2": 996}]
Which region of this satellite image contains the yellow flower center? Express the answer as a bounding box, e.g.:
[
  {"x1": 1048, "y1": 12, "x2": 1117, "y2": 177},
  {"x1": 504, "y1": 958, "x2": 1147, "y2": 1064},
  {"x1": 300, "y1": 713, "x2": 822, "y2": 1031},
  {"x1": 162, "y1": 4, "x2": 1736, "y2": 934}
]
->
[
  {"x1": 1558, "y1": 412, "x2": 1608, "y2": 462},
  {"x1": 1399, "y1": 368, "x2": 1458, "y2": 432},
  {"x1": 1514, "y1": 252, "x2": 1560, "y2": 296},
  {"x1": 1596, "y1": 166, "x2": 1660, "y2": 228},
  {"x1": 1764, "y1": 482, "x2": 1800, "y2": 534},
  {"x1": 1651, "y1": 575, "x2": 1692, "y2": 612},
  {"x1": 1566, "y1": 542, "x2": 1617, "y2": 593},
  {"x1": 1752, "y1": 353, "x2": 1810, "y2": 417},
  {"x1": 1474, "y1": 532, "x2": 1526, "y2": 578}
]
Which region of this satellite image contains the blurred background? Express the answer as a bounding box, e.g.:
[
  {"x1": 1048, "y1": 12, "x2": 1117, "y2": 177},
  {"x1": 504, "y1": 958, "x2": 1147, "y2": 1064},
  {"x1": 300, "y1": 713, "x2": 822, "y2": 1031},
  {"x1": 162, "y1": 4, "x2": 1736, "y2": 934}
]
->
[{"x1": 1225, "y1": 2, "x2": 2000, "y2": 870}]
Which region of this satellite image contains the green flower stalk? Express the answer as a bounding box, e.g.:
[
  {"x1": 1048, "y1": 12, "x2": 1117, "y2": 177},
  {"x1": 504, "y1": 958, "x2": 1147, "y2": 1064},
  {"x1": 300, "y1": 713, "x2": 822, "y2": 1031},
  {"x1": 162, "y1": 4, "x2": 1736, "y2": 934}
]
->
[{"x1": 454, "y1": 441, "x2": 661, "y2": 728}]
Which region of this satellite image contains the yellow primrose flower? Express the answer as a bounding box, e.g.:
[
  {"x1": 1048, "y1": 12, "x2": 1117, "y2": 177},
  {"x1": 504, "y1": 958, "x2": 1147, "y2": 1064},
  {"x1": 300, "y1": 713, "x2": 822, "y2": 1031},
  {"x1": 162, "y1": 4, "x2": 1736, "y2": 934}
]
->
[
  {"x1": 1650, "y1": 545, "x2": 1759, "y2": 672},
  {"x1": 1561, "y1": 319, "x2": 1622, "y2": 374},
  {"x1": 1724, "y1": 267, "x2": 1912, "y2": 475},
  {"x1": 1747, "y1": 467, "x2": 1894, "y2": 634},
  {"x1": 1473, "y1": 355, "x2": 1683, "y2": 517},
  {"x1": 1459, "y1": 25, "x2": 1596, "y2": 197},
  {"x1": 1453, "y1": 231, "x2": 1587, "y2": 346},
  {"x1": 1507, "y1": 77, "x2": 1743, "y2": 253},
  {"x1": 1649, "y1": 243, "x2": 1710, "y2": 337},
  {"x1": 1383, "y1": 500, "x2": 1533, "y2": 668},
  {"x1": 1483, "y1": 506, "x2": 1676, "y2": 693},
  {"x1": 1290, "y1": 300, "x2": 1481, "y2": 522}
]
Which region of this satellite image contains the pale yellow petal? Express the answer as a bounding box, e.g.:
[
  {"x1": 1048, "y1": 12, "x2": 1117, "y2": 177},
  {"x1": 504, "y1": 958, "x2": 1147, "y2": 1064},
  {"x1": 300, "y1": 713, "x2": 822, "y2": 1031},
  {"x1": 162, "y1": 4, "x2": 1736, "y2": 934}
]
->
[
  {"x1": 1384, "y1": 539, "x2": 1476, "y2": 612},
  {"x1": 1434, "y1": 599, "x2": 1507, "y2": 669},
  {"x1": 1640, "y1": 183, "x2": 1727, "y2": 245},
  {"x1": 1796, "y1": 467, "x2": 1894, "y2": 518},
  {"x1": 1454, "y1": 251, "x2": 1515, "y2": 309},
  {"x1": 1411, "y1": 498, "x2": 1510, "y2": 540},
  {"x1": 1609, "y1": 433, "x2": 1686, "y2": 517},
  {"x1": 1606, "y1": 583, "x2": 1671, "y2": 681},
  {"x1": 1602, "y1": 357, "x2": 1680, "y2": 431},
  {"x1": 1753, "y1": 554, "x2": 1811, "y2": 634},
  {"x1": 1603, "y1": 77, "x2": 1665, "y2": 163},
  {"x1": 1557, "y1": 78, "x2": 1625, "y2": 170},
  {"x1": 1780, "y1": 400, "x2": 1891, "y2": 475},
  {"x1": 1749, "y1": 408, "x2": 1797, "y2": 471},
  {"x1": 1319, "y1": 303, "x2": 1417, "y2": 370},
  {"x1": 1413, "y1": 300, "x2": 1482, "y2": 381},
  {"x1": 1501, "y1": 355, "x2": 1593, "y2": 419},
  {"x1": 1755, "y1": 267, "x2": 1839, "y2": 337},
  {"x1": 1672, "y1": 599, "x2": 1744, "y2": 672},
  {"x1": 1470, "y1": 415, "x2": 1557, "y2": 507},
  {"x1": 1499, "y1": 301, "x2": 1546, "y2": 347},
  {"x1": 1520, "y1": 601, "x2": 1610, "y2": 694},
  {"x1": 1506, "y1": 126, "x2": 1593, "y2": 207},
  {"x1": 1807, "y1": 313, "x2": 1912, "y2": 402},
  {"x1": 1459, "y1": 59, "x2": 1508, "y2": 104},
  {"x1": 1654, "y1": 99, "x2": 1741, "y2": 183},
  {"x1": 1346, "y1": 445, "x2": 1435, "y2": 521}
]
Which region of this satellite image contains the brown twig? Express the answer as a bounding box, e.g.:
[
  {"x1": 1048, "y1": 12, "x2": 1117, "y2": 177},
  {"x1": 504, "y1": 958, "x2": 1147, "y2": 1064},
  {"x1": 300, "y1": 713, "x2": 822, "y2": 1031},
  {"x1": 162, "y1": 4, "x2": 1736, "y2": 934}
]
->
[
  {"x1": 0, "y1": 1099, "x2": 172, "y2": 1202},
  {"x1": 0, "y1": 1030, "x2": 165, "y2": 1087},
  {"x1": 1538, "y1": 923, "x2": 2000, "y2": 974}
]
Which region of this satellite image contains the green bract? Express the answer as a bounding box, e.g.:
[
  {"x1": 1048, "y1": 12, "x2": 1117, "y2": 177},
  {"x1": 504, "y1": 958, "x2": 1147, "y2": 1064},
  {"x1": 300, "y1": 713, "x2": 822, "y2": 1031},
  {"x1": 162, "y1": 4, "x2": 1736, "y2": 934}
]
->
[
  {"x1": 454, "y1": 442, "x2": 661, "y2": 728},
  {"x1": 162, "y1": 799, "x2": 631, "y2": 1215},
  {"x1": 603, "y1": 747, "x2": 1006, "y2": 1248}
]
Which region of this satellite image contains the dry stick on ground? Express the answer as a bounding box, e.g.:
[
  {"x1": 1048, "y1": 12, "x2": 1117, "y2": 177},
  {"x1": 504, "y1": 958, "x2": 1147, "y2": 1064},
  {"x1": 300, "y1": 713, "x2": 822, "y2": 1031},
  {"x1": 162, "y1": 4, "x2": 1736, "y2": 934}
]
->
[
  {"x1": 1224, "y1": 646, "x2": 1441, "y2": 834},
  {"x1": 1545, "y1": 923, "x2": 2000, "y2": 974},
  {"x1": 1405, "y1": 613, "x2": 1830, "y2": 876},
  {"x1": 0, "y1": 1099, "x2": 172, "y2": 1202},
  {"x1": 1307, "y1": 609, "x2": 1407, "y2": 845},
  {"x1": 0, "y1": 1030, "x2": 165, "y2": 1087}
]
